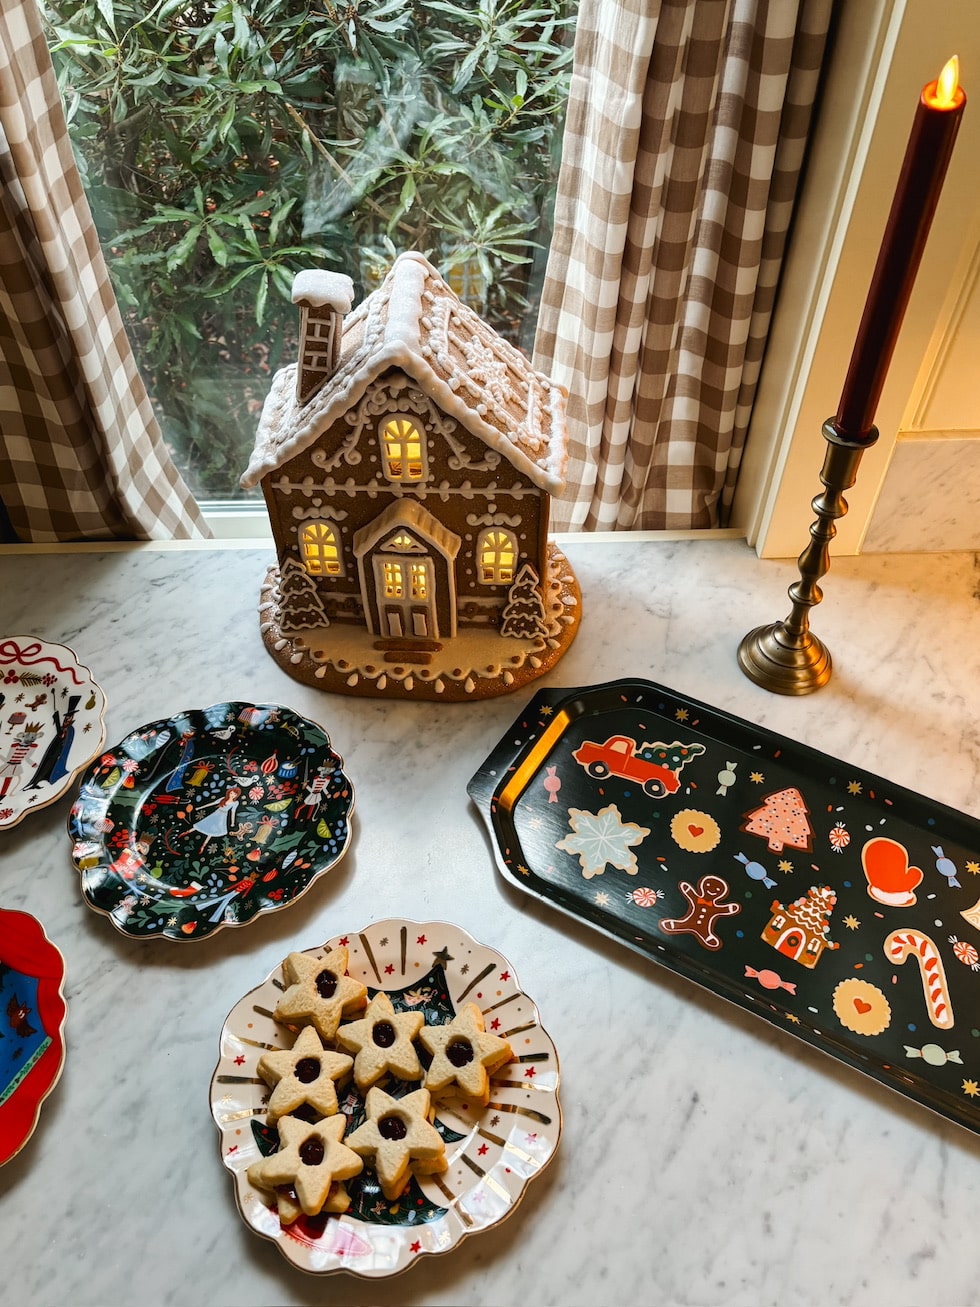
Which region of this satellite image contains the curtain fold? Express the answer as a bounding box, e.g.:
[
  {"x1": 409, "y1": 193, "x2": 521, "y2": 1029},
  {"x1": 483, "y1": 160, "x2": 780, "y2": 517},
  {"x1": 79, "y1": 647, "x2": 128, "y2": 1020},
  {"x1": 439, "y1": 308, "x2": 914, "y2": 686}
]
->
[
  {"x1": 535, "y1": 0, "x2": 832, "y2": 531},
  {"x1": 0, "y1": 1, "x2": 209, "y2": 542}
]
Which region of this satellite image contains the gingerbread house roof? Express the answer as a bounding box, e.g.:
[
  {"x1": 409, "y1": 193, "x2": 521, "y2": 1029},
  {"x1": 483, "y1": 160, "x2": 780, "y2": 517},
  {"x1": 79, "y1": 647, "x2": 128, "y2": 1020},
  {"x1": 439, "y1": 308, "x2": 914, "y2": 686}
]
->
[{"x1": 240, "y1": 251, "x2": 568, "y2": 493}]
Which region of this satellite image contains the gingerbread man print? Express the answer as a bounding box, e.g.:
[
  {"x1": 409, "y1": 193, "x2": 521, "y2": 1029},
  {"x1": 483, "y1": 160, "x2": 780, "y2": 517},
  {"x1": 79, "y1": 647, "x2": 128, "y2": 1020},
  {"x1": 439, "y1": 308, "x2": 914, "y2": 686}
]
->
[{"x1": 659, "y1": 875, "x2": 741, "y2": 951}]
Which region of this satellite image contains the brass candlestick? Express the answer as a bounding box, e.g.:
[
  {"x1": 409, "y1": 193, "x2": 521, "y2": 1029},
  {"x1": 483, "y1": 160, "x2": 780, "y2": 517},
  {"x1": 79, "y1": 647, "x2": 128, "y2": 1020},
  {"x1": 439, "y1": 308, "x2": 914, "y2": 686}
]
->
[{"x1": 738, "y1": 419, "x2": 878, "y2": 695}]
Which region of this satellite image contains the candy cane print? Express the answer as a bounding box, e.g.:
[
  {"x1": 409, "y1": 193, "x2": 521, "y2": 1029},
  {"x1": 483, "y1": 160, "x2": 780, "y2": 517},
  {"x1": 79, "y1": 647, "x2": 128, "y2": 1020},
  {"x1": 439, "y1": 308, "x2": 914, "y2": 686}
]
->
[{"x1": 884, "y1": 929, "x2": 954, "y2": 1029}]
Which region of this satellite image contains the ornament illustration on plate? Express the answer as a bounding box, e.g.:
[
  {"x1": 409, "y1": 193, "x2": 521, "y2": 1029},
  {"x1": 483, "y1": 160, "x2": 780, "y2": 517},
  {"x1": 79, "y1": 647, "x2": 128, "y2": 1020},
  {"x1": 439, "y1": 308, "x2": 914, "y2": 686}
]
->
[{"x1": 0, "y1": 637, "x2": 106, "y2": 830}]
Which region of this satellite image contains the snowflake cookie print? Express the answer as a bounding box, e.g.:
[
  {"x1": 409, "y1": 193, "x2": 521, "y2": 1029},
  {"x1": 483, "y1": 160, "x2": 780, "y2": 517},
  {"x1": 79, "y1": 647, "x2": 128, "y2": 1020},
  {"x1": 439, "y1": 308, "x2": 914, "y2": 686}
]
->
[{"x1": 555, "y1": 804, "x2": 650, "y2": 879}]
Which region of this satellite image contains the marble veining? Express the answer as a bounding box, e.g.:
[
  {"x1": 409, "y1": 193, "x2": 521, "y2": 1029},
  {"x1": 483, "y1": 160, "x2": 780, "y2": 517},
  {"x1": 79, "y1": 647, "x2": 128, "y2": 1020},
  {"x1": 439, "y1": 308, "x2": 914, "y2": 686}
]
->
[{"x1": 1, "y1": 538, "x2": 979, "y2": 1306}]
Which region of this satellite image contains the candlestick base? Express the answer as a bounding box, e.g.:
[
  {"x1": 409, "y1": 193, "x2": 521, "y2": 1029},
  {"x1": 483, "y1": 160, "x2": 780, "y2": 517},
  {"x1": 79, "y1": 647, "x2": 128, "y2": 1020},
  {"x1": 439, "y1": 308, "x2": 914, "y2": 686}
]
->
[
  {"x1": 737, "y1": 622, "x2": 832, "y2": 696},
  {"x1": 738, "y1": 419, "x2": 878, "y2": 695}
]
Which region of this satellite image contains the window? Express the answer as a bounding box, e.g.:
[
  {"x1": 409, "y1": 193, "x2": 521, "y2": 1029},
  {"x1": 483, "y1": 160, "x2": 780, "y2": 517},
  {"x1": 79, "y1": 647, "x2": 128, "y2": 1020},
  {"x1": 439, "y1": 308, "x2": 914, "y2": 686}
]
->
[
  {"x1": 409, "y1": 561, "x2": 428, "y2": 601},
  {"x1": 382, "y1": 560, "x2": 405, "y2": 599},
  {"x1": 300, "y1": 522, "x2": 342, "y2": 576},
  {"x1": 43, "y1": 1, "x2": 576, "y2": 511},
  {"x1": 381, "y1": 418, "x2": 425, "y2": 483},
  {"x1": 479, "y1": 529, "x2": 517, "y2": 584}
]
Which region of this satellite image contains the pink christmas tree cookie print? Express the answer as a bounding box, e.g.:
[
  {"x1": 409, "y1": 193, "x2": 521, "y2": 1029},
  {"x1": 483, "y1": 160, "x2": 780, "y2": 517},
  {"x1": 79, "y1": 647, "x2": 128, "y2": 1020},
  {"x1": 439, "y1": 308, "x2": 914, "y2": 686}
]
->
[
  {"x1": 555, "y1": 804, "x2": 650, "y2": 880},
  {"x1": 741, "y1": 787, "x2": 813, "y2": 853}
]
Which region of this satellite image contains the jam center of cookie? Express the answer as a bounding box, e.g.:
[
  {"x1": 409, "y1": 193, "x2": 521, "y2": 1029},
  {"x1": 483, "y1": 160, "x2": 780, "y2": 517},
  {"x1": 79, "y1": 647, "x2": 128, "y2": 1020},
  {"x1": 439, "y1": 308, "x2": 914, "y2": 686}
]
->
[
  {"x1": 316, "y1": 969, "x2": 338, "y2": 999},
  {"x1": 295, "y1": 1056, "x2": 321, "y2": 1083},
  {"x1": 446, "y1": 1037, "x2": 474, "y2": 1067},
  {"x1": 378, "y1": 1113, "x2": 408, "y2": 1141},
  {"x1": 299, "y1": 1138, "x2": 325, "y2": 1166},
  {"x1": 372, "y1": 1020, "x2": 396, "y2": 1048}
]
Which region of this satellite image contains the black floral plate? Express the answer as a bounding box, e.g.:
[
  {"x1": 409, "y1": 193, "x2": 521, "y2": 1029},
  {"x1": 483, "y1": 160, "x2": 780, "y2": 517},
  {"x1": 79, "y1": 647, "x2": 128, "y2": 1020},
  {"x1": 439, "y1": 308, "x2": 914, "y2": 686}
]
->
[{"x1": 68, "y1": 702, "x2": 354, "y2": 941}]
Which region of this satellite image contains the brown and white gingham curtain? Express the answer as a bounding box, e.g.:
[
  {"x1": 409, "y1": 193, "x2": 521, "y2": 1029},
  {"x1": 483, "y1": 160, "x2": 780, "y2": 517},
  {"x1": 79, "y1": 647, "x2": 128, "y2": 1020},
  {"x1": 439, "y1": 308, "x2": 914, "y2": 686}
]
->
[
  {"x1": 0, "y1": 1, "x2": 209, "y2": 542},
  {"x1": 535, "y1": 0, "x2": 832, "y2": 531}
]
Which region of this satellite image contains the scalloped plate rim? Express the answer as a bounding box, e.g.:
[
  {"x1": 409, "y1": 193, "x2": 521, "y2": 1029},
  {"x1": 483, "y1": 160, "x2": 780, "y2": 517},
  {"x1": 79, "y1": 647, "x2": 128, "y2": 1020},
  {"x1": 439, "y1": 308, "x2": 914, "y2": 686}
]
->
[{"x1": 210, "y1": 917, "x2": 562, "y2": 1278}]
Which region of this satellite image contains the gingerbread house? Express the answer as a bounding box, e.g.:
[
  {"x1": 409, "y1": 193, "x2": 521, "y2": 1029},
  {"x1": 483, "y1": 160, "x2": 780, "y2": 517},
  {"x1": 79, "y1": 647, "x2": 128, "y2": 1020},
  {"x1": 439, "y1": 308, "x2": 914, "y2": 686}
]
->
[
  {"x1": 241, "y1": 252, "x2": 580, "y2": 700},
  {"x1": 761, "y1": 885, "x2": 840, "y2": 970}
]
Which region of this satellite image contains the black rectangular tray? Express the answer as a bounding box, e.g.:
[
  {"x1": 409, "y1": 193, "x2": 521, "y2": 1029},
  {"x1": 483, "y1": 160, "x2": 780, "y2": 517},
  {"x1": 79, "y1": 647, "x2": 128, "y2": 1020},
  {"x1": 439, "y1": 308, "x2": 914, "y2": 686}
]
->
[{"x1": 468, "y1": 678, "x2": 980, "y2": 1135}]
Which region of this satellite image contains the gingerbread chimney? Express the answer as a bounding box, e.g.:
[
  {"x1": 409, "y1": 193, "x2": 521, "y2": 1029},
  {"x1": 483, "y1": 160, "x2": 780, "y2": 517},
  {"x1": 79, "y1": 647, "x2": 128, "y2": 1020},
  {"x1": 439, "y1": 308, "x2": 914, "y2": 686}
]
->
[{"x1": 291, "y1": 270, "x2": 355, "y2": 405}]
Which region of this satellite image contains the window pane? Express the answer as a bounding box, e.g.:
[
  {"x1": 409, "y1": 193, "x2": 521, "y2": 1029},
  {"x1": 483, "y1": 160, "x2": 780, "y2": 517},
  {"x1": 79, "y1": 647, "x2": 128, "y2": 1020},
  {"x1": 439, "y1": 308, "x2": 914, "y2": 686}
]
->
[{"x1": 43, "y1": 1, "x2": 575, "y2": 502}]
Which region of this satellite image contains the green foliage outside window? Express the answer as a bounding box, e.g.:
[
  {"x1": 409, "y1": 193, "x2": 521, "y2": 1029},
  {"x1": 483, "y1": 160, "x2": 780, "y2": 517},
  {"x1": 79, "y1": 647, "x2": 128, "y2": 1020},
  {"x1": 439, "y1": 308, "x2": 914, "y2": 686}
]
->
[{"x1": 43, "y1": 0, "x2": 574, "y2": 500}]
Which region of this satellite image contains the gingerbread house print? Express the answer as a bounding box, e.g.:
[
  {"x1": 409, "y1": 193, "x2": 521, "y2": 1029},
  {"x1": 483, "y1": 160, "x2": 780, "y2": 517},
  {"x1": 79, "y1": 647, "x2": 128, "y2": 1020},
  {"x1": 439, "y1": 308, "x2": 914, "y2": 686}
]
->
[
  {"x1": 761, "y1": 885, "x2": 840, "y2": 970},
  {"x1": 241, "y1": 252, "x2": 580, "y2": 700}
]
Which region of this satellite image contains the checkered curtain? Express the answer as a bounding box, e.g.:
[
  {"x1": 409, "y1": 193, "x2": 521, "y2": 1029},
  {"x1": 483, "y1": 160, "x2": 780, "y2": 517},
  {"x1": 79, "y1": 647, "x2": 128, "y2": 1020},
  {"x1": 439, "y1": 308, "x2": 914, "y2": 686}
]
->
[
  {"x1": 535, "y1": 0, "x2": 832, "y2": 530},
  {"x1": 0, "y1": 1, "x2": 209, "y2": 542}
]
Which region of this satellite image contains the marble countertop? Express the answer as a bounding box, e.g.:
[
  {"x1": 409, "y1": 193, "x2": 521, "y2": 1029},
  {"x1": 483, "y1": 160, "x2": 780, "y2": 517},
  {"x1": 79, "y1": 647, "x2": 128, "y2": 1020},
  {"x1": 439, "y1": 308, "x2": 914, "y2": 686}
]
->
[{"x1": 2, "y1": 537, "x2": 980, "y2": 1307}]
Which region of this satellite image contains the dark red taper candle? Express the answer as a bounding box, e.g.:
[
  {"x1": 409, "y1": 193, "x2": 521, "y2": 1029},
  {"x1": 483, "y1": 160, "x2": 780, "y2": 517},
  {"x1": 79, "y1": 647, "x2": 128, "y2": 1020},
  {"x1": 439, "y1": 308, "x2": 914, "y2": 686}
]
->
[{"x1": 835, "y1": 58, "x2": 966, "y2": 441}]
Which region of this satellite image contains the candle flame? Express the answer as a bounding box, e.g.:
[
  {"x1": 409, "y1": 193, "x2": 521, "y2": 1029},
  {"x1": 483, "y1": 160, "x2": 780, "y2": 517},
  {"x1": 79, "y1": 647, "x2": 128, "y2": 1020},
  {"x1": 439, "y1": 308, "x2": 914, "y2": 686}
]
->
[
  {"x1": 936, "y1": 56, "x2": 960, "y2": 107},
  {"x1": 922, "y1": 55, "x2": 963, "y2": 109}
]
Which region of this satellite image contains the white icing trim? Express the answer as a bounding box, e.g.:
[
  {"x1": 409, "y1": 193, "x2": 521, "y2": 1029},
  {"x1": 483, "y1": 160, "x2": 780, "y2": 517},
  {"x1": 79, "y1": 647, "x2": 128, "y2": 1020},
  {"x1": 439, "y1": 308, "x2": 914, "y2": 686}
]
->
[
  {"x1": 291, "y1": 270, "x2": 355, "y2": 311},
  {"x1": 241, "y1": 252, "x2": 568, "y2": 495}
]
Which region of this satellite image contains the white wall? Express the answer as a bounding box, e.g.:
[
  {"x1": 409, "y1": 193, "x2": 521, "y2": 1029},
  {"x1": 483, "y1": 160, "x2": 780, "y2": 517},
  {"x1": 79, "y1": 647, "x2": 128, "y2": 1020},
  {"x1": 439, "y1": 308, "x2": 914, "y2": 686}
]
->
[{"x1": 732, "y1": 0, "x2": 980, "y2": 557}]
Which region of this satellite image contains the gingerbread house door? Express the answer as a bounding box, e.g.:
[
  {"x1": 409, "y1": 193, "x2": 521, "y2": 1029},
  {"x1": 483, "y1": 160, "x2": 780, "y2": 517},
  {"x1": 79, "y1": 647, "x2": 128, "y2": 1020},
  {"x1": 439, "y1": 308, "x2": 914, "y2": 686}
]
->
[
  {"x1": 373, "y1": 553, "x2": 436, "y2": 638},
  {"x1": 354, "y1": 501, "x2": 460, "y2": 640}
]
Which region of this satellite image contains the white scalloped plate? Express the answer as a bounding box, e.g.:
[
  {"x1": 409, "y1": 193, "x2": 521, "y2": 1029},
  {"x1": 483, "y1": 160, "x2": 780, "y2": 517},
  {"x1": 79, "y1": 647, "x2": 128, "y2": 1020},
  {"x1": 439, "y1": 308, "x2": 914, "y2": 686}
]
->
[
  {"x1": 210, "y1": 919, "x2": 561, "y2": 1277},
  {"x1": 0, "y1": 636, "x2": 107, "y2": 830}
]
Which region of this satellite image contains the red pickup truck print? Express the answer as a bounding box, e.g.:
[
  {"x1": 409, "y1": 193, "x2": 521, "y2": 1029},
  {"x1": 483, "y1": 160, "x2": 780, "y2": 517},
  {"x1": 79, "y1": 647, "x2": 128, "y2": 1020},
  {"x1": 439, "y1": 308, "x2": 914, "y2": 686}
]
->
[{"x1": 571, "y1": 736, "x2": 705, "y2": 798}]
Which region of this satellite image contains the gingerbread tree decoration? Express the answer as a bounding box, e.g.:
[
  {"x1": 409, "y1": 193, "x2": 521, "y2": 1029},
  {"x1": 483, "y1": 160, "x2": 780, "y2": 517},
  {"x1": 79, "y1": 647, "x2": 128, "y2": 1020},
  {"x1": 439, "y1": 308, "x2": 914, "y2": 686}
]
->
[
  {"x1": 501, "y1": 563, "x2": 547, "y2": 639},
  {"x1": 278, "y1": 556, "x2": 329, "y2": 633},
  {"x1": 741, "y1": 786, "x2": 812, "y2": 853}
]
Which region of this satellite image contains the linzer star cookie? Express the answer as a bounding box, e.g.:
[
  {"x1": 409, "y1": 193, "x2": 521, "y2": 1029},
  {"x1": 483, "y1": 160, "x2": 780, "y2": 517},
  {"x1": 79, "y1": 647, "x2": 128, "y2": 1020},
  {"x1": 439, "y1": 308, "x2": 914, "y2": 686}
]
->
[
  {"x1": 273, "y1": 945, "x2": 367, "y2": 1040},
  {"x1": 275, "y1": 1180, "x2": 351, "y2": 1226},
  {"x1": 335, "y1": 990, "x2": 424, "y2": 1090},
  {"x1": 247, "y1": 1113, "x2": 363, "y2": 1217},
  {"x1": 418, "y1": 1002, "x2": 512, "y2": 1106},
  {"x1": 344, "y1": 1086, "x2": 446, "y2": 1201},
  {"x1": 257, "y1": 1025, "x2": 353, "y2": 1122}
]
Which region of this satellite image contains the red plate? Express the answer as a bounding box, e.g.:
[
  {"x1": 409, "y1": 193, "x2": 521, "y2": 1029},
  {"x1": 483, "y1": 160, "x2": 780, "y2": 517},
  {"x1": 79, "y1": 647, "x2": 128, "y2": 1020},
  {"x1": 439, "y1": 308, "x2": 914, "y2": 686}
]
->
[{"x1": 0, "y1": 910, "x2": 67, "y2": 1166}]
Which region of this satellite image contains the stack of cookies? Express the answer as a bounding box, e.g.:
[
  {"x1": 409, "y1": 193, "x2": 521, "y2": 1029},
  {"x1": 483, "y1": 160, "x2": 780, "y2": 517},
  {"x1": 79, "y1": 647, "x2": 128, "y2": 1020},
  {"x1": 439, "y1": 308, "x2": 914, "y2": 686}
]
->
[{"x1": 246, "y1": 945, "x2": 513, "y2": 1222}]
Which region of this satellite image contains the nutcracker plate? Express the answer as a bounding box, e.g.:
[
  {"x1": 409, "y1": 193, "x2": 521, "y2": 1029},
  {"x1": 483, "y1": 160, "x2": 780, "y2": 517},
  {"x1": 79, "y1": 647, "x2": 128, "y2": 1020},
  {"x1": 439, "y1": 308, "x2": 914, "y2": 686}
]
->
[
  {"x1": 68, "y1": 703, "x2": 354, "y2": 941},
  {"x1": 0, "y1": 636, "x2": 107, "y2": 830},
  {"x1": 468, "y1": 678, "x2": 980, "y2": 1136}
]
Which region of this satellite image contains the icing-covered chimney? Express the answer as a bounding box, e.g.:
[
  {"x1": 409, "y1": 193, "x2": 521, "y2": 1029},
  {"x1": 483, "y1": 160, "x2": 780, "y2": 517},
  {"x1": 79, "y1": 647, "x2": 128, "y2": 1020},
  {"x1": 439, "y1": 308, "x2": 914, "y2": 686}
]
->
[{"x1": 291, "y1": 270, "x2": 355, "y2": 404}]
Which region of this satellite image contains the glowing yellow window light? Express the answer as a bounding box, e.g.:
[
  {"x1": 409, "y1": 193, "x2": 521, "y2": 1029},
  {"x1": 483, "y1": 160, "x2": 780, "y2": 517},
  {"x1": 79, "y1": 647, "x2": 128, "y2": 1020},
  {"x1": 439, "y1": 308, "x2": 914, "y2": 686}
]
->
[
  {"x1": 300, "y1": 521, "x2": 342, "y2": 575},
  {"x1": 480, "y1": 529, "x2": 517, "y2": 584},
  {"x1": 383, "y1": 560, "x2": 405, "y2": 598},
  {"x1": 382, "y1": 417, "x2": 424, "y2": 481},
  {"x1": 410, "y1": 562, "x2": 428, "y2": 600}
]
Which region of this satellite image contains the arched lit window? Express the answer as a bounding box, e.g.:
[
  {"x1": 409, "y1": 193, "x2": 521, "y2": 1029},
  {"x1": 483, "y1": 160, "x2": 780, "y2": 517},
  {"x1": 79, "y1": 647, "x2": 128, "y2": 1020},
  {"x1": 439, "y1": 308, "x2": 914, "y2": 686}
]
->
[
  {"x1": 381, "y1": 417, "x2": 425, "y2": 481},
  {"x1": 479, "y1": 529, "x2": 517, "y2": 584},
  {"x1": 300, "y1": 521, "x2": 343, "y2": 575}
]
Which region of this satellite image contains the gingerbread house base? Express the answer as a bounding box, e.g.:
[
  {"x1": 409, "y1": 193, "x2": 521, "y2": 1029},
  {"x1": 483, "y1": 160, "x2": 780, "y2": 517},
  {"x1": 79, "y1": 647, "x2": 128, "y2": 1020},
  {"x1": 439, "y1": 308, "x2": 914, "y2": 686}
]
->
[{"x1": 258, "y1": 542, "x2": 581, "y2": 701}]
